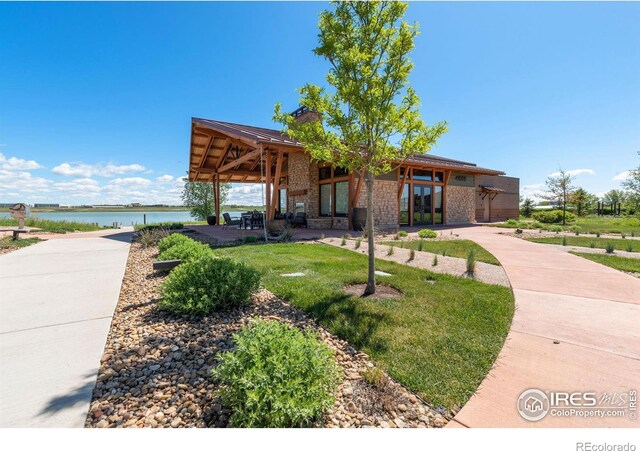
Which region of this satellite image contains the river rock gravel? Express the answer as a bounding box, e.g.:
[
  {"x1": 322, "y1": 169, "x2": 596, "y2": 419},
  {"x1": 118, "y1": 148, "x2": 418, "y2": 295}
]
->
[{"x1": 85, "y1": 241, "x2": 444, "y2": 428}]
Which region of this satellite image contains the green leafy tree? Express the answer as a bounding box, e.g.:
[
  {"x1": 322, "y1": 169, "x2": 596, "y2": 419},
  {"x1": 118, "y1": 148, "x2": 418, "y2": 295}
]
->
[
  {"x1": 541, "y1": 169, "x2": 575, "y2": 225},
  {"x1": 520, "y1": 198, "x2": 535, "y2": 218},
  {"x1": 181, "y1": 178, "x2": 230, "y2": 221},
  {"x1": 570, "y1": 187, "x2": 596, "y2": 216},
  {"x1": 621, "y1": 155, "x2": 640, "y2": 214},
  {"x1": 602, "y1": 189, "x2": 626, "y2": 206},
  {"x1": 274, "y1": 1, "x2": 446, "y2": 294}
]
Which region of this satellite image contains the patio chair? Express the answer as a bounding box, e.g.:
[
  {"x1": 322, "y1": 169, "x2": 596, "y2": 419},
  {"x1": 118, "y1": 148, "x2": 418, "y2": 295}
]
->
[
  {"x1": 291, "y1": 212, "x2": 307, "y2": 228},
  {"x1": 249, "y1": 212, "x2": 264, "y2": 229},
  {"x1": 222, "y1": 212, "x2": 242, "y2": 229}
]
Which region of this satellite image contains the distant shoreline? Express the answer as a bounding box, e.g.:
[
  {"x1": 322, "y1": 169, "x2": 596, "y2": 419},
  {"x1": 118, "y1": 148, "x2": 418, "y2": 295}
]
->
[{"x1": 27, "y1": 205, "x2": 264, "y2": 213}]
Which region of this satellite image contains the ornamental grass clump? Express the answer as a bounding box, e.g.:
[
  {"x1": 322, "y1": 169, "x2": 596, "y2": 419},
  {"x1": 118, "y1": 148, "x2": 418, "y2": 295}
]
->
[
  {"x1": 160, "y1": 256, "x2": 260, "y2": 315},
  {"x1": 157, "y1": 240, "x2": 213, "y2": 263},
  {"x1": 626, "y1": 243, "x2": 633, "y2": 253},
  {"x1": 212, "y1": 319, "x2": 341, "y2": 428},
  {"x1": 137, "y1": 228, "x2": 169, "y2": 248},
  {"x1": 387, "y1": 245, "x2": 394, "y2": 256},
  {"x1": 605, "y1": 242, "x2": 615, "y2": 254},
  {"x1": 562, "y1": 236, "x2": 567, "y2": 246},
  {"x1": 158, "y1": 233, "x2": 193, "y2": 253},
  {"x1": 466, "y1": 248, "x2": 477, "y2": 274},
  {"x1": 418, "y1": 228, "x2": 437, "y2": 239},
  {"x1": 408, "y1": 249, "x2": 415, "y2": 262},
  {"x1": 432, "y1": 254, "x2": 438, "y2": 266},
  {"x1": 341, "y1": 237, "x2": 347, "y2": 246},
  {"x1": 354, "y1": 238, "x2": 361, "y2": 249},
  {"x1": 418, "y1": 240, "x2": 424, "y2": 252},
  {"x1": 398, "y1": 230, "x2": 408, "y2": 238}
]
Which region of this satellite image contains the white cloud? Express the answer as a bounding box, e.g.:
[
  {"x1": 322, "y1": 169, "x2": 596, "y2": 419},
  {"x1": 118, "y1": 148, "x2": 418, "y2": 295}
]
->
[
  {"x1": 107, "y1": 177, "x2": 152, "y2": 187},
  {"x1": 0, "y1": 152, "x2": 42, "y2": 171},
  {"x1": 612, "y1": 171, "x2": 630, "y2": 182},
  {"x1": 227, "y1": 184, "x2": 264, "y2": 205},
  {"x1": 156, "y1": 174, "x2": 174, "y2": 183},
  {"x1": 52, "y1": 162, "x2": 146, "y2": 177},
  {"x1": 549, "y1": 168, "x2": 595, "y2": 177}
]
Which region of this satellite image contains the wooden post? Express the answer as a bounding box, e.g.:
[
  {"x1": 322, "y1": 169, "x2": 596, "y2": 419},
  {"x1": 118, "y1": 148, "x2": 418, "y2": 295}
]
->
[
  {"x1": 271, "y1": 151, "x2": 283, "y2": 219},
  {"x1": 214, "y1": 174, "x2": 221, "y2": 225},
  {"x1": 265, "y1": 147, "x2": 272, "y2": 220}
]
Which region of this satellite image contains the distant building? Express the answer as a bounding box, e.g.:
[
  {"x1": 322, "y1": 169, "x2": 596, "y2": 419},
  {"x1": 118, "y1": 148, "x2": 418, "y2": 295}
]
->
[
  {"x1": 34, "y1": 203, "x2": 60, "y2": 208},
  {"x1": 128, "y1": 203, "x2": 142, "y2": 207}
]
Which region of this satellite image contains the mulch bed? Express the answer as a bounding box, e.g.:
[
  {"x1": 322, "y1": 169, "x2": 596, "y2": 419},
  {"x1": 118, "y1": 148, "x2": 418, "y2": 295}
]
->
[{"x1": 86, "y1": 240, "x2": 446, "y2": 428}]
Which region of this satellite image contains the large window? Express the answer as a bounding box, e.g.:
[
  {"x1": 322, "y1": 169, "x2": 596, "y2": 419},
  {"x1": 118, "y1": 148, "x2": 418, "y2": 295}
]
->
[
  {"x1": 400, "y1": 167, "x2": 446, "y2": 226},
  {"x1": 319, "y1": 184, "x2": 332, "y2": 216},
  {"x1": 334, "y1": 181, "x2": 348, "y2": 216},
  {"x1": 318, "y1": 166, "x2": 349, "y2": 218}
]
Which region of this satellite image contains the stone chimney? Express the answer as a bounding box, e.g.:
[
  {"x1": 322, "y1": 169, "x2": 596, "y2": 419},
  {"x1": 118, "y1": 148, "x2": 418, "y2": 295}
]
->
[{"x1": 291, "y1": 106, "x2": 320, "y2": 123}]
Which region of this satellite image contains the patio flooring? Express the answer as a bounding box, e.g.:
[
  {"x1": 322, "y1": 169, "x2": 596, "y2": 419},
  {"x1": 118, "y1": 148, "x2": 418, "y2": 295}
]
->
[{"x1": 186, "y1": 224, "x2": 355, "y2": 242}]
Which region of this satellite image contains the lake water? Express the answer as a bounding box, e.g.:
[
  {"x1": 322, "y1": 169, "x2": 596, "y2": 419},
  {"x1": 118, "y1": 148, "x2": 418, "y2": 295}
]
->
[{"x1": 0, "y1": 210, "x2": 243, "y2": 227}]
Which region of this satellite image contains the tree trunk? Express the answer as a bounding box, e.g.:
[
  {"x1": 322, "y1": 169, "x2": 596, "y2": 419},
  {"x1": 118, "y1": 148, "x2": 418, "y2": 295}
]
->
[
  {"x1": 364, "y1": 171, "x2": 376, "y2": 296},
  {"x1": 562, "y1": 198, "x2": 566, "y2": 225}
]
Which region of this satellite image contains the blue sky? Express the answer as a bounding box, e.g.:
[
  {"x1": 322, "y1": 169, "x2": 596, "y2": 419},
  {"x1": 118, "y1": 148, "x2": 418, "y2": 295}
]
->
[{"x1": 1, "y1": 1, "x2": 639, "y2": 205}]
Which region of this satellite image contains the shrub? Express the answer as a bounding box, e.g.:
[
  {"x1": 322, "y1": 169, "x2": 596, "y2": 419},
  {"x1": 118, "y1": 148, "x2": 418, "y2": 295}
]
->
[
  {"x1": 550, "y1": 225, "x2": 562, "y2": 233},
  {"x1": 362, "y1": 367, "x2": 385, "y2": 387},
  {"x1": 158, "y1": 240, "x2": 213, "y2": 263},
  {"x1": 158, "y1": 233, "x2": 193, "y2": 253},
  {"x1": 532, "y1": 210, "x2": 577, "y2": 224},
  {"x1": 562, "y1": 236, "x2": 567, "y2": 246},
  {"x1": 212, "y1": 319, "x2": 341, "y2": 428},
  {"x1": 134, "y1": 222, "x2": 184, "y2": 232},
  {"x1": 408, "y1": 249, "x2": 415, "y2": 262},
  {"x1": 432, "y1": 254, "x2": 438, "y2": 266},
  {"x1": 418, "y1": 228, "x2": 437, "y2": 239},
  {"x1": 418, "y1": 240, "x2": 424, "y2": 251},
  {"x1": 387, "y1": 245, "x2": 394, "y2": 256},
  {"x1": 596, "y1": 232, "x2": 601, "y2": 238},
  {"x1": 341, "y1": 237, "x2": 347, "y2": 246},
  {"x1": 605, "y1": 242, "x2": 615, "y2": 254},
  {"x1": 506, "y1": 219, "x2": 518, "y2": 226},
  {"x1": 442, "y1": 249, "x2": 447, "y2": 257},
  {"x1": 626, "y1": 243, "x2": 633, "y2": 252},
  {"x1": 621, "y1": 233, "x2": 626, "y2": 239},
  {"x1": 137, "y1": 228, "x2": 169, "y2": 248},
  {"x1": 570, "y1": 226, "x2": 581, "y2": 235},
  {"x1": 398, "y1": 230, "x2": 408, "y2": 238},
  {"x1": 354, "y1": 238, "x2": 361, "y2": 249},
  {"x1": 244, "y1": 235, "x2": 258, "y2": 244},
  {"x1": 590, "y1": 242, "x2": 596, "y2": 248},
  {"x1": 466, "y1": 248, "x2": 477, "y2": 274},
  {"x1": 160, "y1": 256, "x2": 260, "y2": 315}
]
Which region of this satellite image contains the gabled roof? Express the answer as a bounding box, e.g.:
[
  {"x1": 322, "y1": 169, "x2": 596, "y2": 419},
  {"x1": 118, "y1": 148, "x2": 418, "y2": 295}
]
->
[{"x1": 189, "y1": 117, "x2": 505, "y2": 181}]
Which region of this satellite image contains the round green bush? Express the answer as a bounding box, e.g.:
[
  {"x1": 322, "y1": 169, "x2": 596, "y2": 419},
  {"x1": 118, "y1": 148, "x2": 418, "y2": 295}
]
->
[
  {"x1": 160, "y1": 255, "x2": 260, "y2": 315},
  {"x1": 417, "y1": 228, "x2": 437, "y2": 239},
  {"x1": 212, "y1": 319, "x2": 341, "y2": 428},
  {"x1": 532, "y1": 210, "x2": 576, "y2": 224},
  {"x1": 157, "y1": 240, "x2": 213, "y2": 263},
  {"x1": 506, "y1": 219, "x2": 518, "y2": 226},
  {"x1": 397, "y1": 230, "x2": 408, "y2": 237},
  {"x1": 158, "y1": 233, "x2": 193, "y2": 253},
  {"x1": 550, "y1": 225, "x2": 563, "y2": 233}
]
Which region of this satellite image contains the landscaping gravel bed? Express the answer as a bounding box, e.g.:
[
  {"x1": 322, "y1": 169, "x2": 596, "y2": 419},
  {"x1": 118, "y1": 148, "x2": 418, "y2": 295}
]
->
[
  {"x1": 321, "y1": 238, "x2": 510, "y2": 287},
  {"x1": 86, "y1": 241, "x2": 445, "y2": 428}
]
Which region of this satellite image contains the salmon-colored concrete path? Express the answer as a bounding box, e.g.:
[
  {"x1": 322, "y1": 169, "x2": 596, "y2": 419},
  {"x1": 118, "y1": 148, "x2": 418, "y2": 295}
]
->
[{"x1": 446, "y1": 226, "x2": 639, "y2": 428}]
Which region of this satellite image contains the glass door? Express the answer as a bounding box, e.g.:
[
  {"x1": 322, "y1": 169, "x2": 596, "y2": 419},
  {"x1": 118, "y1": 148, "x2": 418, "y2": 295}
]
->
[{"x1": 413, "y1": 185, "x2": 433, "y2": 225}]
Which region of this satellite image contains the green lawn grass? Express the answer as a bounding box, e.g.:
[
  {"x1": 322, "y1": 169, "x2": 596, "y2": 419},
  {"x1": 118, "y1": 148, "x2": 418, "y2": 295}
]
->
[
  {"x1": 382, "y1": 239, "x2": 500, "y2": 265},
  {"x1": 525, "y1": 236, "x2": 640, "y2": 252},
  {"x1": 0, "y1": 217, "x2": 103, "y2": 233},
  {"x1": 216, "y1": 243, "x2": 514, "y2": 410},
  {"x1": 569, "y1": 252, "x2": 640, "y2": 273},
  {"x1": 490, "y1": 215, "x2": 640, "y2": 235},
  {"x1": 0, "y1": 237, "x2": 40, "y2": 251}
]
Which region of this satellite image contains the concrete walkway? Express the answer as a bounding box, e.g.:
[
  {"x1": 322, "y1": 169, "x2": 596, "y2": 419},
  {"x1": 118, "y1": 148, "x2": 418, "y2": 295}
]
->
[
  {"x1": 0, "y1": 230, "x2": 131, "y2": 427},
  {"x1": 446, "y1": 226, "x2": 640, "y2": 428}
]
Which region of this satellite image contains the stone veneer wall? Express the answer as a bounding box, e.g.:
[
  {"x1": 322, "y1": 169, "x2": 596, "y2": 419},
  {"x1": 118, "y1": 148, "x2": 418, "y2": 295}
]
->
[
  {"x1": 287, "y1": 153, "x2": 317, "y2": 218},
  {"x1": 445, "y1": 185, "x2": 476, "y2": 224},
  {"x1": 355, "y1": 178, "x2": 398, "y2": 228},
  {"x1": 475, "y1": 175, "x2": 520, "y2": 222}
]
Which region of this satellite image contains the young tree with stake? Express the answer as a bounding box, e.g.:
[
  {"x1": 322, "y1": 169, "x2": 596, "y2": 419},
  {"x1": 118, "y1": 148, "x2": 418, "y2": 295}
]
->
[{"x1": 274, "y1": 1, "x2": 446, "y2": 295}]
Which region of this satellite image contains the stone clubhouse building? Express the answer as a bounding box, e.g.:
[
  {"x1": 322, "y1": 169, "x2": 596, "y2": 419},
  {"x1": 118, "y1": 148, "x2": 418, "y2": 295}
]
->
[{"x1": 188, "y1": 107, "x2": 519, "y2": 230}]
